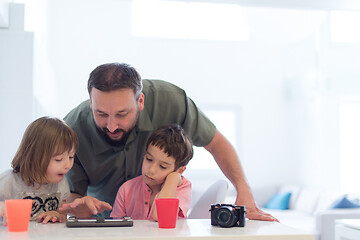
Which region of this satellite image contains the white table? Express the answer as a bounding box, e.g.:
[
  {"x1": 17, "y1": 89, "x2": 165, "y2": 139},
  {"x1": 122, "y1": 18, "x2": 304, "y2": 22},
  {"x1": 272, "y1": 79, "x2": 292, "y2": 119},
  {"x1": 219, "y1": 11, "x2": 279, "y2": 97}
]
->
[
  {"x1": 0, "y1": 219, "x2": 314, "y2": 240},
  {"x1": 335, "y1": 219, "x2": 360, "y2": 240}
]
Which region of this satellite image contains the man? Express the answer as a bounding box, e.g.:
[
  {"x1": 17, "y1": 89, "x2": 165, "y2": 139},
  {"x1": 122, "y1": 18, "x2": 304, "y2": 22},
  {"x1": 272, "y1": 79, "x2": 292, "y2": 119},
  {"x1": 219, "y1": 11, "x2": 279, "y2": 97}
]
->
[{"x1": 60, "y1": 62, "x2": 276, "y2": 221}]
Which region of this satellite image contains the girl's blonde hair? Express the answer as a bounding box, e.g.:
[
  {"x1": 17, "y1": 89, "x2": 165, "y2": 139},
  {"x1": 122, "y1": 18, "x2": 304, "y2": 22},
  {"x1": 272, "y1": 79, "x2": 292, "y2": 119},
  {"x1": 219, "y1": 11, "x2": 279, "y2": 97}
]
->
[{"x1": 11, "y1": 116, "x2": 78, "y2": 186}]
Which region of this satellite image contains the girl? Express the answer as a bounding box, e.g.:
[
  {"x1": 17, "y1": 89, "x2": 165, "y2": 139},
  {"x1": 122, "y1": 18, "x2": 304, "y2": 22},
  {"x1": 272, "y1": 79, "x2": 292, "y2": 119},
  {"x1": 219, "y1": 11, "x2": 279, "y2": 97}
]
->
[{"x1": 0, "y1": 116, "x2": 78, "y2": 224}]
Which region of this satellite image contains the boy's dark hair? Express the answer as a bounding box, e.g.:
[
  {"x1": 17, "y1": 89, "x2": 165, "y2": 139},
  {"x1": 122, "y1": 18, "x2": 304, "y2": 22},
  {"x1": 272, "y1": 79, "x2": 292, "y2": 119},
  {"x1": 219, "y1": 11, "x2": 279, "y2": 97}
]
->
[
  {"x1": 87, "y1": 62, "x2": 143, "y2": 100},
  {"x1": 146, "y1": 125, "x2": 193, "y2": 170}
]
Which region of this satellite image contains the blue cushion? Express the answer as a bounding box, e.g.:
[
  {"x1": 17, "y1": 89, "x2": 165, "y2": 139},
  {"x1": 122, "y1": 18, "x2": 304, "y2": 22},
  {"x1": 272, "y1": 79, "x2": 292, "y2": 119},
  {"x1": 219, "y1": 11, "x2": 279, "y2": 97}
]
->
[
  {"x1": 329, "y1": 196, "x2": 360, "y2": 209},
  {"x1": 264, "y1": 192, "x2": 291, "y2": 210}
]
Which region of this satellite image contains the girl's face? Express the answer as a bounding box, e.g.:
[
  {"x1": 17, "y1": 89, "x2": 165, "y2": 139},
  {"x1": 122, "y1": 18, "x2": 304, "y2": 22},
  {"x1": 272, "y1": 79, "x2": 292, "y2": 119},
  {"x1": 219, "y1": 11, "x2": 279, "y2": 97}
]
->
[
  {"x1": 46, "y1": 149, "x2": 75, "y2": 184},
  {"x1": 142, "y1": 144, "x2": 176, "y2": 190}
]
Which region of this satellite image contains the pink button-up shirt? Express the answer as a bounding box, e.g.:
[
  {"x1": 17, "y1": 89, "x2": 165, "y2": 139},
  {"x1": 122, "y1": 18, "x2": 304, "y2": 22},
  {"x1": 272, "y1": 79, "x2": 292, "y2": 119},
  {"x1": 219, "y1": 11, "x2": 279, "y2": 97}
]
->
[{"x1": 110, "y1": 175, "x2": 192, "y2": 220}]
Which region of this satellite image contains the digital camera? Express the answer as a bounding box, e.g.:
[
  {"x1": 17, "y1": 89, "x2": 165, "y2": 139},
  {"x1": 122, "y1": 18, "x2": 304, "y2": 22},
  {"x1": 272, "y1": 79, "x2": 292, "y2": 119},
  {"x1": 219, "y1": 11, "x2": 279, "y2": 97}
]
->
[{"x1": 210, "y1": 204, "x2": 246, "y2": 228}]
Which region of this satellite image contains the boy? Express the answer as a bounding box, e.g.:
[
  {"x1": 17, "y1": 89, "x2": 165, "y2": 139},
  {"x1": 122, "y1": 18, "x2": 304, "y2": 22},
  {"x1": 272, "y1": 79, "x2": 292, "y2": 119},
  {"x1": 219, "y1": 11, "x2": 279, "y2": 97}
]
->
[{"x1": 110, "y1": 125, "x2": 193, "y2": 220}]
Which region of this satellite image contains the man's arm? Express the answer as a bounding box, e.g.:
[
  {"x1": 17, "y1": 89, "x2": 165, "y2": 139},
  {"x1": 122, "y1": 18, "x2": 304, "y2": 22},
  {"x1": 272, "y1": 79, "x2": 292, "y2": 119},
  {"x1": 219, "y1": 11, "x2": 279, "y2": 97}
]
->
[{"x1": 204, "y1": 129, "x2": 278, "y2": 221}]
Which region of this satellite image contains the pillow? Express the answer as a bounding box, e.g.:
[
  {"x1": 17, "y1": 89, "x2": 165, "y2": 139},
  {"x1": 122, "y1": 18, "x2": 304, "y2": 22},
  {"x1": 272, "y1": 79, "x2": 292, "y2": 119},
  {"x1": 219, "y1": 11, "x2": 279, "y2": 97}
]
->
[
  {"x1": 329, "y1": 196, "x2": 360, "y2": 209},
  {"x1": 293, "y1": 189, "x2": 320, "y2": 214},
  {"x1": 264, "y1": 192, "x2": 291, "y2": 210}
]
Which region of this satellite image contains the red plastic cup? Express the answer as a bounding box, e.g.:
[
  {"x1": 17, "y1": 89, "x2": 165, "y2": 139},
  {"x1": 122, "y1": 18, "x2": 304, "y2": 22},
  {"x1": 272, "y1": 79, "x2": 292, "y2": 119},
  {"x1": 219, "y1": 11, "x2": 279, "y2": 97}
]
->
[
  {"x1": 155, "y1": 198, "x2": 179, "y2": 228},
  {"x1": 5, "y1": 199, "x2": 33, "y2": 232}
]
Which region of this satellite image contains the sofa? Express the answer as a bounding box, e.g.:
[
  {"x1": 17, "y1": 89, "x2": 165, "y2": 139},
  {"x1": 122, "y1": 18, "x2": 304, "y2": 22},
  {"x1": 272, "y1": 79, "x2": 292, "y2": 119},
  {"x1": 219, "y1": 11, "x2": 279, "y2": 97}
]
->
[
  {"x1": 185, "y1": 169, "x2": 360, "y2": 240},
  {"x1": 226, "y1": 184, "x2": 360, "y2": 240}
]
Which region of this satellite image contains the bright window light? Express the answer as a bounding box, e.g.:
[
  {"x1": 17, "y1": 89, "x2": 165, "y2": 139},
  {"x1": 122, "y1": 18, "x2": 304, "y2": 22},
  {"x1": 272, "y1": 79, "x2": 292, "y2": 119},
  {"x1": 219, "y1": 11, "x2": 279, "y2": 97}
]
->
[
  {"x1": 187, "y1": 109, "x2": 238, "y2": 170},
  {"x1": 131, "y1": 0, "x2": 249, "y2": 41},
  {"x1": 331, "y1": 11, "x2": 360, "y2": 43},
  {"x1": 132, "y1": 0, "x2": 188, "y2": 39},
  {"x1": 339, "y1": 99, "x2": 360, "y2": 194}
]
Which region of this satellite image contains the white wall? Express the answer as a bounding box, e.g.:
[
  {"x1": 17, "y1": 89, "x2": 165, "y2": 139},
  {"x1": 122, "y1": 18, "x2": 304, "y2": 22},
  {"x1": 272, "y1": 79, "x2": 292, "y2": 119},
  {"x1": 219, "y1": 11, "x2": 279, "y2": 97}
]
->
[
  {"x1": 3, "y1": 0, "x2": 358, "y2": 201},
  {"x1": 0, "y1": 0, "x2": 9, "y2": 28},
  {"x1": 35, "y1": 0, "x2": 338, "y2": 191},
  {"x1": 0, "y1": 3, "x2": 33, "y2": 171}
]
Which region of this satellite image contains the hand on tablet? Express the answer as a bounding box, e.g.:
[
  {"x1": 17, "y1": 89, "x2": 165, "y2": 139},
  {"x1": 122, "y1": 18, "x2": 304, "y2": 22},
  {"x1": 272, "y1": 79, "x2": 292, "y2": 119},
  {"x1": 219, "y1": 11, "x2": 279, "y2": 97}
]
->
[{"x1": 59, "y1": 196, "x2": 112, "y2": 218}]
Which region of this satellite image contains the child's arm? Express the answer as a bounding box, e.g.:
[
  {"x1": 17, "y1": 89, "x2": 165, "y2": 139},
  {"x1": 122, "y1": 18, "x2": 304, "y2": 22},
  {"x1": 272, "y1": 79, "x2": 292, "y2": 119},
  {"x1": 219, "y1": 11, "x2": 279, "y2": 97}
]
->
[
  {"x1": 0, "y1": 201, "x2": 7, "y2": 226},
  {"x1": 110, "y1": 184, "x2": 127, "y2": 218},
  {"x1": 0, "y1": 201, "x2": 5, "y2": 217},
  {"x1": 152, "y1": 171, "x2": 182, "y2": 221},
  {"x1": 37, "y1": 201, "x2": 67, "y2": 224}
]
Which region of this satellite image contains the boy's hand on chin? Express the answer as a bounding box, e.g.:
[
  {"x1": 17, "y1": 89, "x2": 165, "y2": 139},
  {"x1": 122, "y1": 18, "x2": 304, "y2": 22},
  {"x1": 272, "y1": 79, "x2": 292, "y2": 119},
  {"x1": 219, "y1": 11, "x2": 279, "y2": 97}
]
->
[{"x1": 166, "y1": 172, "x2": 182, "y2": 186}]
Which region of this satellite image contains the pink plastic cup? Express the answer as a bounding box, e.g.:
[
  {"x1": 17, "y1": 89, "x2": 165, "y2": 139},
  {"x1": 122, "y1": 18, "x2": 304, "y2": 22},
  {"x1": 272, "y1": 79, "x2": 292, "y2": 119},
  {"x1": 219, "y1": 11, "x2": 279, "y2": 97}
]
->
[
  {"x1": 5, "y1": 199, "x2": 33, "y2": 232},
  {"x1": 155, "y1": 198, "x2": 179, "y2": 229}
]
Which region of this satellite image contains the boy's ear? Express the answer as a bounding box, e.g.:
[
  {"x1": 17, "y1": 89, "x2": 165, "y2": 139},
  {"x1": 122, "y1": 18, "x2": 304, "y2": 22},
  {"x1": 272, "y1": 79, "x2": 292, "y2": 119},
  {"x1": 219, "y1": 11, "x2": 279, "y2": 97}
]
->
[{"x1": 176, "y1": 166, "x2": 186, "y2": 174}]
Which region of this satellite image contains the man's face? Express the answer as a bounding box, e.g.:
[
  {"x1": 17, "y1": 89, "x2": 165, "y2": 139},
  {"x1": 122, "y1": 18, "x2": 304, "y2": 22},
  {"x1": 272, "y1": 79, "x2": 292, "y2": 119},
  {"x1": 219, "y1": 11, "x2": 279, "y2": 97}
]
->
[{"x1": 90, "y1": 88, "x2": 144, "y2": 144}]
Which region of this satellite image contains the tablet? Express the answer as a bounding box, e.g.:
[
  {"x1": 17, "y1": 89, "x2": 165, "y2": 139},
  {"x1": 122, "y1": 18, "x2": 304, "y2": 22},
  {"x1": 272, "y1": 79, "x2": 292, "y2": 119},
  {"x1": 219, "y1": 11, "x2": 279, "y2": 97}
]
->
[{"x1": 66, "y1": 216, "x2": 133, "y2": 228}]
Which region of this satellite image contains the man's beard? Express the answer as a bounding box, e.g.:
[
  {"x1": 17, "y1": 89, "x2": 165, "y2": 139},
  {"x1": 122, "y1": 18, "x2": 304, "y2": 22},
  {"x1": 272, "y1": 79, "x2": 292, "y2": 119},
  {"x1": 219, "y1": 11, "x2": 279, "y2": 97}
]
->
[
  {"x1": 103, "y1": 128, "x2": 130, "y2": 146},
  {"x1": 96, "y1": 110, "x2": 139, "y2": 147}
]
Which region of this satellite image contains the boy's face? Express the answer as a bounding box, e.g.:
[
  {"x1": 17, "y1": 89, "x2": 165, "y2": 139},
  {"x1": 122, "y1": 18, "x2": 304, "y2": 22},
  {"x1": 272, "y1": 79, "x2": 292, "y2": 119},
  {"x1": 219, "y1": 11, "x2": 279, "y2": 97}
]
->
[{"x1": 142, "y1": 144, "x2": 177, "y2": 189}]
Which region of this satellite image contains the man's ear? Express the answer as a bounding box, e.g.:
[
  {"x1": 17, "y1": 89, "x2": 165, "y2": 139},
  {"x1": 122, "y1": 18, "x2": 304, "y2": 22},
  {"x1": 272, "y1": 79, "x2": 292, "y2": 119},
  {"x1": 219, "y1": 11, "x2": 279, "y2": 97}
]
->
[
  {"x1": 176, "y1": 166, "x2": 186, "y2": 174},
  {"x1": 138, "y1": 93, "x2": 145, "y2": 111}
]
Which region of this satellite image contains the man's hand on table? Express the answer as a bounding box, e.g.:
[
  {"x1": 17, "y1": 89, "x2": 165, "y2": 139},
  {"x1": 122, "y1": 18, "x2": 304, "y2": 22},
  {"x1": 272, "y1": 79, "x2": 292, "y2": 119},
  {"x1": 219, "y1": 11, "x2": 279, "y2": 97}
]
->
[
  {"x1": 235, "y1": 195, "x2": 279, "y2": 222},
  {"x1": 245, "y1": 205, "x2": 279, "y2": 222}
]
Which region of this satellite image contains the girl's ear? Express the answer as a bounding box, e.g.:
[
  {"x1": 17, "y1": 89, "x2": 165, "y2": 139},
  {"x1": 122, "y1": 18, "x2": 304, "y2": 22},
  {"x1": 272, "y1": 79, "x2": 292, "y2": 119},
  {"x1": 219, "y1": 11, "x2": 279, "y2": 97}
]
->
[{"x1": 176, "y1": 166, "x2": 186, "y2": 174}]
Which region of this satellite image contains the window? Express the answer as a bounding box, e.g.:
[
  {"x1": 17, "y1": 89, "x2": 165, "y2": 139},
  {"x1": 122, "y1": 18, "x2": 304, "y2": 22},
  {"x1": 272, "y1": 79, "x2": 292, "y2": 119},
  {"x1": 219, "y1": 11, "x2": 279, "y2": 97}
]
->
[
  {"x1": 187, "y1": 108, "x2": 239, "y2": 170},
  {"x1": 331, "y1": 11, "x2": 360, "y2": 43},
  {"x1": 339, "y1": 97, "x2": 360, "y2": 193},
  {"x1": 131, "y1": 0, "x2": 249, "y2": 41}
]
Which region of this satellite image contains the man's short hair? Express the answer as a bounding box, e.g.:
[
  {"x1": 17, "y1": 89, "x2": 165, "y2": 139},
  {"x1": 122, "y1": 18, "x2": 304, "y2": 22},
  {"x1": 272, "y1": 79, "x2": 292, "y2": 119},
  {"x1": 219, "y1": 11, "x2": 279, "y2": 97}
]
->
[{"x1": 87, "y1": 62, "x2": 143, "y2": 100}]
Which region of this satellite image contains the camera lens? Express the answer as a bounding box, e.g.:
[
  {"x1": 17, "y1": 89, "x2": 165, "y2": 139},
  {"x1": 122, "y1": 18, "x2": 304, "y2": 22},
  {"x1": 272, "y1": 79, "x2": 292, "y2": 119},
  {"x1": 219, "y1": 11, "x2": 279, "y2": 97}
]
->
[
  {"x1": 215, "y1": 206, "x2": 238, "y2": 228},
  {"x1": 219, "y1": 211, "x2": 230, "y2": 222}
]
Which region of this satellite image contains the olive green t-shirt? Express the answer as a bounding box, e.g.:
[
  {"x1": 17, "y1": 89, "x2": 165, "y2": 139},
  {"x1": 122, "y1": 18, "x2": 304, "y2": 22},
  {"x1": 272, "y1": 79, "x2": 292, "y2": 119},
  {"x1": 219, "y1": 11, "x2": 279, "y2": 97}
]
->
[{"x1": 64, "y1": 80, "x2": 216, "y2": 217}]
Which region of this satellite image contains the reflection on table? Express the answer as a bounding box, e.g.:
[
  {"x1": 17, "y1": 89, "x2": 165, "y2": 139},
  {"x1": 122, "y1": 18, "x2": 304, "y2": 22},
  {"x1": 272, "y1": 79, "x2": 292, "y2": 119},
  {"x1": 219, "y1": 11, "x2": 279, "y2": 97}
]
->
[{"x1": 0, "y1": 219, "x2": 315, "y2": 240}]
